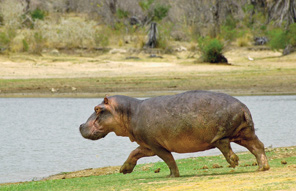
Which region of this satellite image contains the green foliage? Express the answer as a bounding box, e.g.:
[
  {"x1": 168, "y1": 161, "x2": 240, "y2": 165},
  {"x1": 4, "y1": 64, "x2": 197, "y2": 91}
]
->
[
  {"x1": 242, "y1": 4, "x2": 254, "y2": 13},
  {"x1": 156, "y1": 23, "x2": 173, "y2": 52},
  {"x1": 30, "y1": 8, "x2": 45, "y2": 21},
  {"x1": 152, "y1": 4, "x2": 170, "y2": 21},
  {"x1": 95, "y1": 32, "x2": 109, "y2": 47},
  {"x1": 139, "y1": 0, "x2": 169, "y2": 22},
  {"x1": 32, "y1": 32, "x2": 44, "y2": 54},
  {"x1": 139, "y1": 0, "x2": 154, "y2": 11},
  {"x1": 220, "y1": 25, "x2": 237, "y2": 42},
  {"x1": 0, "y1": 29, "x2": 16, "y2": 50},
  {"x1": 220, "y1": 15, "x2": 239, "y2": 42},
  {"x1": 22, "y1": 39, "x2": 29, "y2": 52},
  {"x1": 268, "y1": 23, "x2": 296, "y2": 51},
  {"x1": 287, "y1": 23, "x2": 296, "y2": 46},
  {"x1": 198, "y1": 36, "x2": 225, "y2": 63},
  {"x1": 267, "y1": 28, "x2": 288, "y2": 50},
  {"x1": 116, "y1": 8, "x2": 129, "y2": 19},
  {"x1": 0, "y1": 31, "x2": 10, "y2": 46},
  {"x1": 224, "y1": 15, "x2": 237, "y2": 30}
]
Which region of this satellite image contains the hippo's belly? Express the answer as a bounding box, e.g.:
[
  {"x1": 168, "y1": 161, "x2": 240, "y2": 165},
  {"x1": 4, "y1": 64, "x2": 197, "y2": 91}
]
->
[{"x1": 156, "y1": 133, "x2": 215, "y2": 153}]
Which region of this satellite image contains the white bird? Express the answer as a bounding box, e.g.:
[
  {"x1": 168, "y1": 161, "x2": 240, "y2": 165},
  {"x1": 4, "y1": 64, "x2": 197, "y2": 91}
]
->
[
  {"x1": 51, "y1": 88, "x2": 58, "y2": 93},
  {"x1": 248, "y1": 56, "x2": 254, "y2": 61}
]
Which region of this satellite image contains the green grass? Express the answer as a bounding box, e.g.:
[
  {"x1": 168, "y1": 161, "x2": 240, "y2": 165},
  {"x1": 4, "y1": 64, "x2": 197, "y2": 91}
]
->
[{"x1": 1, "y1": 147, "x2": 296, "y2": 191}]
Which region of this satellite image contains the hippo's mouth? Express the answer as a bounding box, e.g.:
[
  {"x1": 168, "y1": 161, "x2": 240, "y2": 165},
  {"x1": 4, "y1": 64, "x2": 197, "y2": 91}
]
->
[
  {"x1": 88, "y1": 121, "x2": 107, "y2": 140},
  {"x1": 80, "y1": 121, "x2": 107, "y2": 140}
]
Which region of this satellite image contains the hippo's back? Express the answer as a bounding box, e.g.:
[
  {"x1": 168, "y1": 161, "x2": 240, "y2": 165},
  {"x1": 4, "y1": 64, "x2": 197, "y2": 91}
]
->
[{"x1": 134, "y1": 91, "x2": 252, "y2": 152}]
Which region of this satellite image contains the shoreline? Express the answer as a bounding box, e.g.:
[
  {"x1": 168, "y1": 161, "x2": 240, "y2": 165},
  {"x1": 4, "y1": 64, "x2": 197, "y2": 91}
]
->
[
  {"x1": 1, "y1": 90, "x2": 296, "y2": 98},
  {"x1": 1, "y1": 145, "x2": 295, "y2": 186}
]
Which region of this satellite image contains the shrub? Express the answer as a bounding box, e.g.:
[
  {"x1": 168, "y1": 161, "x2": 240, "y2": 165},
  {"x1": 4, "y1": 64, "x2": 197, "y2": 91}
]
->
[
  {"x1": 30, "y1": 8, "x2": 45, "y2": 21},
  {"x1": 155, "y1": 23, "x2": 172, "y2": 52},
  {"x1": 153, "y1": 4, "x2": 170, "y2": 21},
  {"x1": 0, "y1": 28, "x2": 17, "y2": 51},
  {"x1": 267, "y1": 28, "x2": 288, "y2": 50},
  {"x1": 95, "y1": 32, "x2": 109, "y2": 47},
  {"x1": 287, "y1": 23, "x2": 296, "y2": 46},
  {"x1": 0, "y1": 31, "x2": 10, "y2": 48},
  {"x1": 139, "y1": 0, "x2": 154, "y2": 11},
  {"x1": 139, "y1": 0, "x2": 170, "y2": 22},
  {"x1": 220, "y1": 25, "x2": 237, "y2": 42},
  {"x1": 116, "y1": 8, "x2": 129, "y2": 19},
  {"x1": 220, "y1": 15, "x2": 238, "y2": 42},
  {"x1": 236, "y1": 36, "x2": 250, "y2": 47},
  {"x1": 22, "y1": 39, "x2": 29, "y2": 52},
  {"x1": 198, "y1": 36, "x2": 226, "y2": 63}
]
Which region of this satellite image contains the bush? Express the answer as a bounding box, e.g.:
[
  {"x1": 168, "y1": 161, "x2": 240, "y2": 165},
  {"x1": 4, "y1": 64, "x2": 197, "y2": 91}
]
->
[
  {"x1": 153, "y1": 4, "x2": 170, "y2": 21},
  {"x1": 155, "y1": 23, "x2": 172, "y2": 52},
  {"x1": 139, "y1": 0, "x2": 170, "y2": 22},
  {"x1": 139, "y1": 0, "x2": 154, "y2": 11},
  {"x1": 198, "y1": 36, "x2": 226, "y2": 63},
  {"x1": 22, "y1": 39, "x2": 29, "y2": 52},
  {"x1": 287, "y1": 23, "x2": 296, "y2": 46},
  {"x1": 0, "y1": 31, "x2": 10, "y2": 48},
  {"x1": 267, "y1": 23, "x2": 296, "y2": 53},
  {"x1": 30, "y1": 8, "x2": 45, "y2": 21},
  {"x1": 220, "y1": 15, "x2": 238, "y2": 42},
  {"x1": 220, "y1": 25, "x2": 237, "y2": 42},
  {"x1": 95, "y1": 32, "x2": 109, "y2": 47},
  {"x1": 236, "y1": 36, "x2": 250, "y2": 47},
  {"x1": 0, "y1": 29, "x2": 17, "y2": 51},
  {"x1": 267, "y1": 28, "x2": 288, "y2": 50}
]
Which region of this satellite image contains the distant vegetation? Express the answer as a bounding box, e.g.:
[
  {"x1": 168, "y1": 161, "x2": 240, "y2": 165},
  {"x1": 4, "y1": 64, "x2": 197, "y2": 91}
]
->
[{"x1": 0, "y1": 0, "x2": 295, "y2": 59}]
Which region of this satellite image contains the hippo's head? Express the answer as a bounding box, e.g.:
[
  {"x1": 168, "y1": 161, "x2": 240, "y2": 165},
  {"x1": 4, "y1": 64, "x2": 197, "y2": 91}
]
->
[{"x1": 79, "y1": 96, "x2": 120, "y2": 140}]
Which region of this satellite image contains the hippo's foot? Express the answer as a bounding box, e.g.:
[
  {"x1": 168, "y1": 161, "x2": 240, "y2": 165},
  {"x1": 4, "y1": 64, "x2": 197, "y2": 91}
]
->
[
  {"x1": 166, "y1": 172, "x2": 180, "y2": 178},
  {"x1": 257, "y1": 163, "x2": 270, "y2": 171},
  {"x1": 120, "y1": 162, "x2": 136, "y2": 174},
  {"x1": 229, "y1": 154, "x2": 239, "y2": 168},
  {"x1": 256, "y1": 154, "x2": 270, "y2": 171}
]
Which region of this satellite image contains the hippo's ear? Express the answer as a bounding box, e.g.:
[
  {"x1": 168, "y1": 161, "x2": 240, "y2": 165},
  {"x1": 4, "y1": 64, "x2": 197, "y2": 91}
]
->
[
  {"x1": 94, "y1": 105, "x2": 104, "y2": 114},
  {"x1": 104, "y1": 95, "x2": 109, "y2": 104}
]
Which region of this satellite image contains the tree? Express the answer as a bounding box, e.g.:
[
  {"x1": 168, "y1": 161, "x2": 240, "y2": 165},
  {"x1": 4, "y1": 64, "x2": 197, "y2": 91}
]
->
[{"x1": 267, "y1": 0, "x2": 296, "y2": 28}]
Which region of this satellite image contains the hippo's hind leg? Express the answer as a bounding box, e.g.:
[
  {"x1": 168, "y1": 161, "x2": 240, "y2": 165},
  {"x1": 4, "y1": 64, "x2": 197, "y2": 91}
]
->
[
  {"x1": 234, "y1": 127, "x2": 270, "y2": 171},
  {"x1": 214, "y1": 138, "x2": 239, "y2": 168},
  {"x1": 120, "y1": 146, "x2": 155, "y2": 174}
]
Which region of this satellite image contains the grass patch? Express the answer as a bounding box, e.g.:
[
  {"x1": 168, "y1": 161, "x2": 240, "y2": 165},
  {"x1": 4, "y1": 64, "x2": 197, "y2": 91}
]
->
[{"x1": 1, "y1": 147, "x2": 295, "y2": 190}]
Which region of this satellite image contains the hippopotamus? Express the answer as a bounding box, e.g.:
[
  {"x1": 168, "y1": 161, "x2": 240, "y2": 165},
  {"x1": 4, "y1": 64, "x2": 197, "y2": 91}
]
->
[{"x1": 79, "y1": 90, "x2": 270, "y2": 177}]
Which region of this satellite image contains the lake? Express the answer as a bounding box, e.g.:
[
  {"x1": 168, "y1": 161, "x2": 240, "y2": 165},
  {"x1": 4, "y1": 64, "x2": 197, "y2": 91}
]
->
[{"x1": 0, "y1": 95, "x2": 295, "y2": 183}]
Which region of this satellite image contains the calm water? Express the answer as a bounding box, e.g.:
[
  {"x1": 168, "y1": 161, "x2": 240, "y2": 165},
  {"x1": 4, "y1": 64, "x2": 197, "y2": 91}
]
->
[{"x1": 0, "y1": 95, "x2": 295, "y2": 183}]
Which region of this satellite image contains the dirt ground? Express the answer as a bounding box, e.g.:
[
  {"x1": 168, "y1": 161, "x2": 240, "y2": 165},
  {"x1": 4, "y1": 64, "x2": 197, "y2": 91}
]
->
[
  {"x1": 0, "y1": 47, "x2": 284, "y2": 79},
  {"x1": 1, "y1": 46, "x2": 295, "y2": 97}
]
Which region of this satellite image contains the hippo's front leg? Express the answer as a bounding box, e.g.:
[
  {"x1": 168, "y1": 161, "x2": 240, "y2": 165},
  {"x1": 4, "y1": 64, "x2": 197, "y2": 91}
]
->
[{"x1": 120, "y1": 146, "x2": 155, "y2": 174}]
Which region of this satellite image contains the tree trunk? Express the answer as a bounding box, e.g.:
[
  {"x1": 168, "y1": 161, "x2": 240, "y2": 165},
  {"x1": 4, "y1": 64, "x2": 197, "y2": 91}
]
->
[
  {"x1": 267, "y1": 0, "x2": 296, "y2": 28},
  {"x1": 25, "y1": 0, "x2": 30, "y2": 13},
  {"x1": 146, "y1": 22, "x2": 158, "y2": 48},
  {"x1": 108, "y1": 0, "x2": 117, "y2": 15}
]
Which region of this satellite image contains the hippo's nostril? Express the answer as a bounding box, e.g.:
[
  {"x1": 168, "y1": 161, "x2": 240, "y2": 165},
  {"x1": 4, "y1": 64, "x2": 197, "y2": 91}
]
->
[{"x1": 79, "y1": 124, "x2": 84, "y2": 132}]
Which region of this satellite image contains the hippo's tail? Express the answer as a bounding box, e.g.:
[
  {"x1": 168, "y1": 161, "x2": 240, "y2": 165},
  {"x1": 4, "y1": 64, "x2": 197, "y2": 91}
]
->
[
  {"x1": 243, "y1": 108, "x2": 254, "y2": 128},
  {"x1": 210, "y1": 108, "x2": 254, "y2": 144}
]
